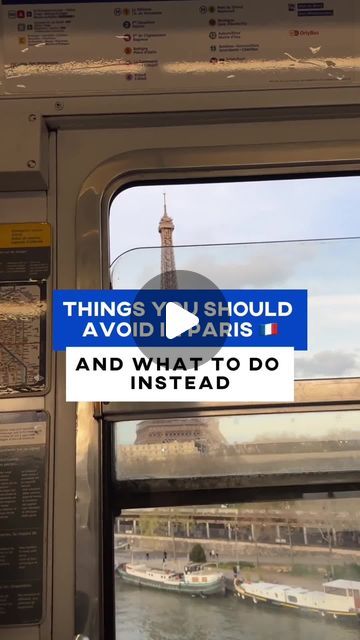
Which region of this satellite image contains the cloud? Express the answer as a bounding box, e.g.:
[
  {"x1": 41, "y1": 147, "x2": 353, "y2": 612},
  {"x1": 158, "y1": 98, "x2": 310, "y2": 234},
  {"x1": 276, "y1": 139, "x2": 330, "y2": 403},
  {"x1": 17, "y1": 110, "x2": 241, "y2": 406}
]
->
[
  {"x1": 310, "y1": 295, "x2": 360, "y2": 328},
  {"x1": 179, "y1": 243, "x2": 316, "y2": 287},
  {"x1": 295, "y1": 350, "x2": 360, "y2": 378},
  {"x1": 111, "y1": 242, "x2": 316, "y2": 288}
]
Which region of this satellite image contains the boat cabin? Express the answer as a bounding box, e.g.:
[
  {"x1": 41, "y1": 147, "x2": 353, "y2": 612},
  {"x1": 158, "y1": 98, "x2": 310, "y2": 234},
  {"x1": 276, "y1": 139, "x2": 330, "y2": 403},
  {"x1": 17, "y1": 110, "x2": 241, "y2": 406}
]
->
[
  {"x1": 184, "y1": 563, "x2": 204, "y2": 574},
  {"x1": 323, "y1": 580, "x2": 360, "y2": 610},
  {"x1": 323, "y1": 579, "x2": 360, "y2": 599}
]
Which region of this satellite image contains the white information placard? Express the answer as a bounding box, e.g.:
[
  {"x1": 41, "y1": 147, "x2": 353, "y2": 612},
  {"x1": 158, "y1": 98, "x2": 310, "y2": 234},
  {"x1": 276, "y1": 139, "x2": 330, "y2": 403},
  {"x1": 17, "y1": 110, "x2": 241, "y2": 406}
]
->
[
  {"x1": 0, "y1": 412, "x2": 47, "y2": 627},
  {"x1": 1, "y1": 0, "x2": 359, "y2": 96}
]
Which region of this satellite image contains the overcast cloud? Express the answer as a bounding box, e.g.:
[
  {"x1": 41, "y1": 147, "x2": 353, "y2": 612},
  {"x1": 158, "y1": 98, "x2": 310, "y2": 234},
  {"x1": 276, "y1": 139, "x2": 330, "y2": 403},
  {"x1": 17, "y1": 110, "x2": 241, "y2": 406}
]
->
[{"x1": 295, "y1": 350, "x2": 360, "y2": 378}]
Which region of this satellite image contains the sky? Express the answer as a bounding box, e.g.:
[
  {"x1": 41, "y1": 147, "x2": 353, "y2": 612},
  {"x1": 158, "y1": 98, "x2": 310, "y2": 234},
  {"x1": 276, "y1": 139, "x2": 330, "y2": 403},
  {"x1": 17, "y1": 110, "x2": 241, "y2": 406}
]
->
[
  {"x1": 110, "y1": 175, "x2": 360, "y2": 379},
  {"x1": 110, "y1": 176, "x2": 360, "y2": 261}
]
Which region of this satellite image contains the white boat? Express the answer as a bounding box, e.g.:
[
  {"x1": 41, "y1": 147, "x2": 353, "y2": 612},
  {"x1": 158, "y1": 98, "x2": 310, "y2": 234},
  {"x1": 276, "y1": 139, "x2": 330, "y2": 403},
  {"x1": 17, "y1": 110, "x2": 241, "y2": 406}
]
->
[
  {"x1": 234, "y1": 577, "x2": 360, "y2": 623},
  {"x1": 117, "y1": 561, "x2": 225, "y2": 596}
]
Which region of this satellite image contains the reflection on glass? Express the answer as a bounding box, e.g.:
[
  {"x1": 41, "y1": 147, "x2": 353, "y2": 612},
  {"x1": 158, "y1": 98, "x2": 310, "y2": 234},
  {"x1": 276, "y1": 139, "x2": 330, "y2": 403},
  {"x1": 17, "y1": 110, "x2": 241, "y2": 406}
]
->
[
  {"x1": 115, "y1": 410, "x2": 360, "y2": 480},
  {"x1": 115, "y1": 496, "x2": 360, "y2": 639},
  {"x1": 111, "y1": 238, "x2": 360, "y2": 379}
]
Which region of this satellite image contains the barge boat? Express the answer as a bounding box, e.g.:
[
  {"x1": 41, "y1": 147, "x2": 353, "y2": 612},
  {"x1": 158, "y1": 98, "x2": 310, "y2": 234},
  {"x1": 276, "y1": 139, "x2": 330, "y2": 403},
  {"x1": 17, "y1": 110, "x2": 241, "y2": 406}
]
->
[
  {"x1": 116, "y1": 561, "x2": 225, "y2": 596},
  {"x1": 234, "y1": 577, "x2": 360, "y2": 623}
]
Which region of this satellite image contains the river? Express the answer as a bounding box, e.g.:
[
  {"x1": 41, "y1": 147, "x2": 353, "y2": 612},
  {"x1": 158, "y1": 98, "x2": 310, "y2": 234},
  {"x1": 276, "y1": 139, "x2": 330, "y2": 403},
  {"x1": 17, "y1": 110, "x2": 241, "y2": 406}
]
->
[{"x1": 115, "y1": 580, "x2": 360, "y2": 640}]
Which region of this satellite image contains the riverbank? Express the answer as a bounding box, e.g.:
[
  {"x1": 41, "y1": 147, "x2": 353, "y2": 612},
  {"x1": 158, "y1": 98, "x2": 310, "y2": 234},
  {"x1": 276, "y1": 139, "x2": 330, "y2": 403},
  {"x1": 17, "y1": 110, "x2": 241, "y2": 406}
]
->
[{"x1": 115, "y1": 532, "x2": 360, "y2": 569}]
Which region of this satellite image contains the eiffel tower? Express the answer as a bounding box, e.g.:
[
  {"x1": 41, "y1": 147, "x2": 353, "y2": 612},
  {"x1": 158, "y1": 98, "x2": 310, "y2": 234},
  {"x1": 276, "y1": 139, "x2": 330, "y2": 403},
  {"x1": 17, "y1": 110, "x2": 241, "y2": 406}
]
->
[
  {"x1": 159, "y1": 193, "x2": 178, "y2": 290},
  {"x1": 134, "y1": 195, "x2": 226, "y2": 450}
]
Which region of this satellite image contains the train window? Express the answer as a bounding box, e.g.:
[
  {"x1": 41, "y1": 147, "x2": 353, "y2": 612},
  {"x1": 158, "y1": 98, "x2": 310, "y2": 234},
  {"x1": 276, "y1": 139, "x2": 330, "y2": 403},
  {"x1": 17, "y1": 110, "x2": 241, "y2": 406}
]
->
[
  {"x1": 110, "y1": 179, "x2": 360, "y2": 381},
  {"x1": 115, "y1": 409, "x2": 360, "y2": 482},
  {"x1": 105, "y1": 175, "x2": 360, "y2": 640},
  {"x1": 114, "y1": 494, "x2": 360, "y2": 640}
]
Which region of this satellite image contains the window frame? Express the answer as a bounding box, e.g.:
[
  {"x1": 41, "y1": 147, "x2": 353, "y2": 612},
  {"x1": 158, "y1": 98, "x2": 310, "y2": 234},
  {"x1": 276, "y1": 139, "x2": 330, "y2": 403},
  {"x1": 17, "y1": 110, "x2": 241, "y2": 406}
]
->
[
  {"x1": 73, "y1": 124, "x2": 360, "y2": 640},
  {"x1": 113, "y1": 403, "x2": 360, "y2": 506},
  {"x1": 101, "y1": 175, "x2": 360, "y2": 414}
]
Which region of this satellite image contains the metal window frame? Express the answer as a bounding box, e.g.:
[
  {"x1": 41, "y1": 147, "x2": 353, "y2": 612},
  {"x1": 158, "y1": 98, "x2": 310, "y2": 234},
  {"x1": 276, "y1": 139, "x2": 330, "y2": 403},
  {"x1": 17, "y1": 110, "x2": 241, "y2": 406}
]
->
[
  {"x1": 113, "y1": 402, "x2": 360, "y2": 504},
  {"x1": 74, "y1": 135, "x2": 360, "y2": 640}
]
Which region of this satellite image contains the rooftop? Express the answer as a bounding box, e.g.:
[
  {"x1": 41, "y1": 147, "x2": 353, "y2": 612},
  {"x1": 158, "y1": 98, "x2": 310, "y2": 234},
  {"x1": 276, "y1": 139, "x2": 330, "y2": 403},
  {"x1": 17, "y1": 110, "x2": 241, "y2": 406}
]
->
[{"x1": 323, "y1": 579, "x2": 360, "y2": 589}]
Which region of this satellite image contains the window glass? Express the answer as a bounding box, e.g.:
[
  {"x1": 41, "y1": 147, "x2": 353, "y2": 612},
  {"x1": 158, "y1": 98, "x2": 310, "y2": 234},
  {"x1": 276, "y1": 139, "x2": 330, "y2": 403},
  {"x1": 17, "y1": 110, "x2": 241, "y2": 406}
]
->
[
  {"x1": 110, "y1": 177, "x2": 360, "y2": 263},
  {"x1": 115, "y1": 495, "x2": 360, "y2": 640},
  {"x1": 110, "y1": 176, "x2": 360, "y2": 640},
  {"x1": 110, "y1": 179, "x2": 360, "y2": 639},
  {"x1": 115, "y1": 409, "x2": 360, "y2": 480}
]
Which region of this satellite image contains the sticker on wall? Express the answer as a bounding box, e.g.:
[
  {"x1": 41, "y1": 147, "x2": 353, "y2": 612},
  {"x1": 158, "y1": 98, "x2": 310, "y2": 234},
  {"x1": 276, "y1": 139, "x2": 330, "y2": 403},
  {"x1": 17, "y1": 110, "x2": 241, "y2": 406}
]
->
[
  {"x1": 0, "y1": 223, "x2": 50, "y2": 396},
  {"x1": 0, "y1": 412, "x2": 47, "y2": 627}
]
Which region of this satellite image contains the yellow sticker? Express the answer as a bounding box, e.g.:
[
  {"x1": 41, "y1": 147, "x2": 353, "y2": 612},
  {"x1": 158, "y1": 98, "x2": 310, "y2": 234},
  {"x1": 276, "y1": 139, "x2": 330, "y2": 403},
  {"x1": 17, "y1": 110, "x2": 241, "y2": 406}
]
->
[{"x1": 0, "y1": 223, "x2": 51, "y2": 249}]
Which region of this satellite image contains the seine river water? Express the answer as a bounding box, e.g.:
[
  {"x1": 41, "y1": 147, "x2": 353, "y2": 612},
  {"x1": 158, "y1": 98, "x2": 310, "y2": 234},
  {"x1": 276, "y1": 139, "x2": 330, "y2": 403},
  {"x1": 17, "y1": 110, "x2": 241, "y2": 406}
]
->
[{"x1": 115, "y1": 580, "x2": 360, "y2": 640}]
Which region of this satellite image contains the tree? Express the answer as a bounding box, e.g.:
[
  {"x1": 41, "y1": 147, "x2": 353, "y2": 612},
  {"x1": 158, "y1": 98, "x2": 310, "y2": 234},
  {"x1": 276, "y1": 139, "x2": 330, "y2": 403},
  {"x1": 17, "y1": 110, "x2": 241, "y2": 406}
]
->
[
  {"x1": 189, "y1": 543, "x2": 206, "y2": 564},
  {"x1": 138, "y1": 515, "x2": 160, "y2": 537}
]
